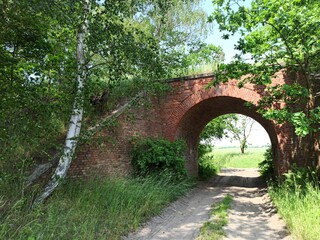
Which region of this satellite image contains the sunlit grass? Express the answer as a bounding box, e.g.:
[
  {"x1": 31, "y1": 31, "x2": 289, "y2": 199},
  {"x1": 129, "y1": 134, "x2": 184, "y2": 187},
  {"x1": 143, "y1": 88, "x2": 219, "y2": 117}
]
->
[
  {"x1": 0, "y1": 176, "x2": 194, "y2": 240},
  {"x1": 197, "y1": 194, "x2": 233, "y2": 240},
  {"x1": 209, "y1": 147, "x2": 267, "y2": 169},
  {"x1": 269, "y1": 183, "x2": 320, "y2": 240}
]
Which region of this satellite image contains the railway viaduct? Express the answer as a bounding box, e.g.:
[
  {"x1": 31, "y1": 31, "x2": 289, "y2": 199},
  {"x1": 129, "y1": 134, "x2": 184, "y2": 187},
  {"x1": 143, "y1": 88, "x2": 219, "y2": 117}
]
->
[{"x1": 70, "y1": 71, "x2": 299, "y2": 177}]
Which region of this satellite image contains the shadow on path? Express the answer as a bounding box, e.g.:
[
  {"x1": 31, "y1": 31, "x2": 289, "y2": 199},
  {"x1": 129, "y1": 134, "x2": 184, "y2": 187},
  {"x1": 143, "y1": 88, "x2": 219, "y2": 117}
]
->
[{"x1": 123, "y1": 168, "x2": 291, "y2": 240}]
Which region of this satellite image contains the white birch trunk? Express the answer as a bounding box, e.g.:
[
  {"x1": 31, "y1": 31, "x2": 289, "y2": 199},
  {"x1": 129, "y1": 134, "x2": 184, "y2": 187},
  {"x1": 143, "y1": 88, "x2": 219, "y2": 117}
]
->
[{"x1": 33, "y1": 0, "x2": 90, "y2": 206}]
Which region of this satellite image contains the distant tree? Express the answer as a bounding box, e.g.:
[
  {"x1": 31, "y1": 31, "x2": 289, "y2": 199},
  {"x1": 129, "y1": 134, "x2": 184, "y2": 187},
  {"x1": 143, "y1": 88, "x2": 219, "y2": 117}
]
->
[
  {"x1": 201, "y1": 114, "x2": 254, "y2": 154},
  {"x1": 200, "y1": 114, "x2": 234, "y2": 144},
  {"x1": 183, "y1": 43, "x2": 225, "y2": 74},
  {"x1": 224, "y1": 114, "x2": 255, "y2": 154}
]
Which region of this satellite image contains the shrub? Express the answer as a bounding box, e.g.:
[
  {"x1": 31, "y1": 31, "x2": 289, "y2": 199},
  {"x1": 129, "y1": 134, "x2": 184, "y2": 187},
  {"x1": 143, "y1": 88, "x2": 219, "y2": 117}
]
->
[
  {"x1": 282, "y1": 166, "x2": 319, "y2": 191},
  {"x1": 258, "y1": 146, "x2": 274, "y2": 179},
  {"x1": 131, "y1": 138, "x2": 187, "y2": 179},
  {"x1": 198, "y1": 143, "x2": 219, "y2": 180}
]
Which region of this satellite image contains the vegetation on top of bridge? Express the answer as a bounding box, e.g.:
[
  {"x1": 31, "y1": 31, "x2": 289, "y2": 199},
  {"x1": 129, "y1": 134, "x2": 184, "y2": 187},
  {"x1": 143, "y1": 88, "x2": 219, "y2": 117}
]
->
[{"x1": 165, "y1": 72, "x2": 215, "y2": 83}]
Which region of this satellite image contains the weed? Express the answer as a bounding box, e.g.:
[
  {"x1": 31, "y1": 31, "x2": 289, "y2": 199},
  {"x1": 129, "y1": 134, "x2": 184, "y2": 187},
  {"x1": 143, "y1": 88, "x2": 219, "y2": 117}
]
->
[
  {"x1": 258, "y1": 146, "x2": 274, "y2": 180},
  {"x1": 197, "y1": 194, "x2": 233, "y2": 240}
]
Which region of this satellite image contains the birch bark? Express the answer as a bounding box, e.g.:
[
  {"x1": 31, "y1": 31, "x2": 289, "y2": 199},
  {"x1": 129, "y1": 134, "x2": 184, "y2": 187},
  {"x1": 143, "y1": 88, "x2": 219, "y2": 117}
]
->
[{"x1": 33, "y1": 0, "x2": 90, "y2": 206}]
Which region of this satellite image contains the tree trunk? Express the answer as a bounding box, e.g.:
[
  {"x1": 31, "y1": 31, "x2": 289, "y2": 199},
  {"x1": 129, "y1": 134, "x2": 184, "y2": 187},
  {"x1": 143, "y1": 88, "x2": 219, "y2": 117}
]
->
[
  {"x1": 33, "y1": 0, "x2": 90, "y2": 207},
  {"x1": 240, "y1": 144, "x2": 245, "y2": 154},
  {"x1": 240, "y1": 139, "x2": 246, "y2": 154}
]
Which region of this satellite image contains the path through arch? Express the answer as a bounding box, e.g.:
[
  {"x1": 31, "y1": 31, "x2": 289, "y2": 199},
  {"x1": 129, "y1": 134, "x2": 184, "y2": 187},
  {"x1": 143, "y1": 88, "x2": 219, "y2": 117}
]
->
[{"x1": 124, "y1": 168, "x2": 291, "y2": 240}]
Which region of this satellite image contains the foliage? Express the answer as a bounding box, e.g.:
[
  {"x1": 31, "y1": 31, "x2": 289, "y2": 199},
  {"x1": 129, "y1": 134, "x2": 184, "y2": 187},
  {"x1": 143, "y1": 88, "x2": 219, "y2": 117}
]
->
[
  {"x1": 136, "y1": 0, "x2": 214, "y2": 78},
  {"x1": 0, "y1": 0, "x2": 75, "y2": 196},
  {"x1": 0, "y1": 176, "x2": 194, "y2": 240},
  {"x1": 281, "y1": 166, "x2": 319, "y2": 191},
  {"x1": 197, "y1": 194, "x2": 232, "y2": 240},
  {"x1": 198, "y1": 144, "x2": 219, "y2": 180},
  {"x1": 258, "y1": 146, "x2": 274, "y2": 179},
  {"x1": 269, "y1": 169, "x2": 320, "y2": 240},
  {"x1": 201, "y1": 114, "x2": 255, "y2": 154},
  {"x1": 209, "y1": 0, "x2": 320, "y2": 138},
  {"x1": 182, "y1": 43, "x2": 225, "y2": 75},
  {"x1": 198, "y1": 114, "x2": 234, "y2": 179},
  {"x1": 0, "y1": 0, "x2": 214, "y2": 203},
  {"x1": 200, "y1": 115, "x2": 232, "y2": 144},
  {"x1": 131, "y1": 138, "x2": 187, "y2": 179}
]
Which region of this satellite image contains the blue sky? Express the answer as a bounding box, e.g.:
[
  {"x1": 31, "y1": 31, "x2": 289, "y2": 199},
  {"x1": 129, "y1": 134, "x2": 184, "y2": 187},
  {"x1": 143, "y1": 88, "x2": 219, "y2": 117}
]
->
[{"x1": 202, "y1": 0, "x2": 252, "y2": 63}]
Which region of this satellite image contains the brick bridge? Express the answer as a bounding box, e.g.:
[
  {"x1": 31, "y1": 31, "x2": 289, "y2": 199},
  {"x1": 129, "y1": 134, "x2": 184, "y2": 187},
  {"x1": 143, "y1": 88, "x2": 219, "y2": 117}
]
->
[{"x1": 71, "y1": 71, "x2": 298, "y2": 177}]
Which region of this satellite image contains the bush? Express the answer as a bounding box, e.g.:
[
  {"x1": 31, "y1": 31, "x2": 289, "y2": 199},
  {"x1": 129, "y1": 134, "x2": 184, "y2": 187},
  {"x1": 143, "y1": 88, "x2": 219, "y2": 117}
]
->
[
  {"x1": 282, "y1": 166, "x2": 319, "y2": 191},
  {"x1": 198, "y1": 143, "x2": 219, "y2": 180},
  {"x1": 258, "y1": 146, "x2": 274, "y2": 179},
  {"x1": 131, "y1": 138, "x2": 187, "y2": 179}
]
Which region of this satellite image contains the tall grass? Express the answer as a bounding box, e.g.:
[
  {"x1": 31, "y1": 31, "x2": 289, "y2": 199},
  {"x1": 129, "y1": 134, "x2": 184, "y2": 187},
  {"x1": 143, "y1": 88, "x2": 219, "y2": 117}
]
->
[
  {"x1": 268, "y1": 168, "x2": 320, "y2": 240},
  {"x1": 0, "y1": 176, "x2": 194, "y2": 240},
  {"x1": 269, "y1": 183, "x2": 320, "y2": 240}
]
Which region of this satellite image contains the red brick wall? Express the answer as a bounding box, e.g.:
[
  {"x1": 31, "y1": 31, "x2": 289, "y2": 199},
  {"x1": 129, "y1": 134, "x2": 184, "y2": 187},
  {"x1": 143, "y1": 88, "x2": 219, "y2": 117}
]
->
[
  {"x1": 71, "y1": 72, "x2": 297, "y2": 178},
  {"x1": 70, "y1": 99, "x2": 164, "y2": 177}
]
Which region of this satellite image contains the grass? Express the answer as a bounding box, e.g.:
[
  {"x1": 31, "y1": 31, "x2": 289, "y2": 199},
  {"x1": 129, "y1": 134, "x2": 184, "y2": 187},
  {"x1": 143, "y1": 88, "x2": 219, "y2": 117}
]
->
[
  {"x1": 0, "y1": 176, "x2": 194, "y2": 240},
  {"x1": 268, "y1": 181, "x2": 320, "y2": 240},
  {"x1": 210, "y1": 147, "x2": 267, "y2": 169},
  {"x1": 198, "y1": 146, "x2": 267, "y2": 180},
  {"x1": 197, "y1": 194, "x2": 233, "y2": 240}
]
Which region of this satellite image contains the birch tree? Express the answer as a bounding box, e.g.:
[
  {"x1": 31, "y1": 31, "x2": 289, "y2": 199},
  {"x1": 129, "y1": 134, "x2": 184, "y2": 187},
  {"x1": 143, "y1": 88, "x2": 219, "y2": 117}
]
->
[
  {"x1": 33, "y1": 0, "x2": 212, "y2": 204},
  {"x1": 33, "y1": 0, "x2": 90, "y2": 206},
  {"x1": 1, "y1": 0, "x2": 215, "y2": 205}
]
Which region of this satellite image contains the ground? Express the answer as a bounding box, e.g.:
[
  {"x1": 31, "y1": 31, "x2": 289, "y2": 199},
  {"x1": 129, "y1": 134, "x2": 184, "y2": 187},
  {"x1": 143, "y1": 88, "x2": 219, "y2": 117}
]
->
[{"x1": 123, "y1": 168, "x2": 291, "y2": 240}]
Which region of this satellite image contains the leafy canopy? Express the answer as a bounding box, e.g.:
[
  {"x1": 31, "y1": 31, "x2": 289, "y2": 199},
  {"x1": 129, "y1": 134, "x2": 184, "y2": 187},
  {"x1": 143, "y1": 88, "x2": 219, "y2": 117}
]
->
[
  {"x1": 0, "y1": 0, "x2": 213, "y2": 191},
  {"x1": 209, "y1": 0, "x2": 320, "y2": 137}
]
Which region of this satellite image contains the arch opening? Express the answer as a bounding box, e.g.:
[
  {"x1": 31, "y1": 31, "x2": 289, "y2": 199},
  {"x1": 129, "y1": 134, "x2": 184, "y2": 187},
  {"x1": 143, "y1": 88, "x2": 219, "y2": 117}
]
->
[
  {"x1": 173, "y1": 96, "x2": 280, "y2": 177},
  {"x1": 199, "y1": 113, "x2": 271, "y2": 176}
]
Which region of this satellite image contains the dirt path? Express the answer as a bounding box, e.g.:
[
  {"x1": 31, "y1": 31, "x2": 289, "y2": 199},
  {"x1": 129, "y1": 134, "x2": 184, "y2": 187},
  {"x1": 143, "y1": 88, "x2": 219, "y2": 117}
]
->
[{"x1": 123, "y1": 168, "x2": 291, "y2": 240}]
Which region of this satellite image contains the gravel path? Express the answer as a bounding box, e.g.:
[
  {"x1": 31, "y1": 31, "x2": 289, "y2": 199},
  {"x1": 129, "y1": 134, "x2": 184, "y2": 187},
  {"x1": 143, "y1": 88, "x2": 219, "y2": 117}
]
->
[{"x1": 123, "y1": 168, "x2": 291, "y2": 240}]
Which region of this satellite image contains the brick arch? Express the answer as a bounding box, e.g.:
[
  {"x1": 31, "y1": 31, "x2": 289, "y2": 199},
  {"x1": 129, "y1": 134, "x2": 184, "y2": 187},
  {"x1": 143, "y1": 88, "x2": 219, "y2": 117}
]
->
[
  {"x1": 162, "y1": 79, "x2": 263, "y2": 141},
  {"x1": 73, "y1": 73, "x2": 294, "y2": 178},
  {"x1": 159, "y1": 75, "x2": 288, "y2": 176}
]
